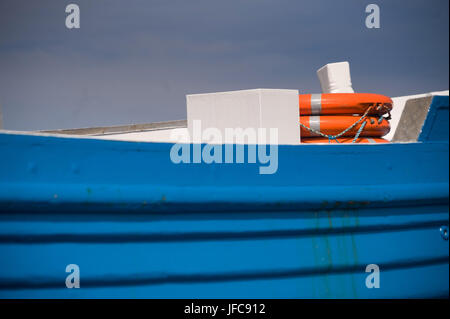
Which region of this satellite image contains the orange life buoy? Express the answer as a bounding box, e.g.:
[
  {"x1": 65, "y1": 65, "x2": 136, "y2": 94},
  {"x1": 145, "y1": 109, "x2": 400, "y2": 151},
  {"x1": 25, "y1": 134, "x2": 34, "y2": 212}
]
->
[
  {"x1": 299, "y1": 93, "x2": 392, "y2": 116},
  {"x1": 301, "y1": 137, "x2": 389, "y2": 144},
  {"x1": 300, "y1": 115, "x2": 390, "y2": 137}
]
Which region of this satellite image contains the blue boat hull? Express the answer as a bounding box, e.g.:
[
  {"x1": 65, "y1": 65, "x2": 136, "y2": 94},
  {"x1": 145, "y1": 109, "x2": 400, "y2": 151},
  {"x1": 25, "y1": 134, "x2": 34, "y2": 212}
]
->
[{"x1": 0, "y1": 97, "x2": 448, "y2": 298}]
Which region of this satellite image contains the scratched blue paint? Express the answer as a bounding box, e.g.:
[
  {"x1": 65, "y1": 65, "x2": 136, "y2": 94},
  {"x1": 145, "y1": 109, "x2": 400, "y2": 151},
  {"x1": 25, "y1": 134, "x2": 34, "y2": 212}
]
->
[
  {"x1": 0, "y1": 97, "x2": 448, "y2": 298},
  {"x1": 418, "y1": 96, "x2": 449, "y2": 142}
]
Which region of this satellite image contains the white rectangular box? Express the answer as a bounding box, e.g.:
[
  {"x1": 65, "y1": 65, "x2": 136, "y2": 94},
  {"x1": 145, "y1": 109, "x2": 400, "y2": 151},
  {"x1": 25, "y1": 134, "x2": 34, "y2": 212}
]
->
[{"x1": 186, "y1": 89, "x2": 300, "y2": 145}]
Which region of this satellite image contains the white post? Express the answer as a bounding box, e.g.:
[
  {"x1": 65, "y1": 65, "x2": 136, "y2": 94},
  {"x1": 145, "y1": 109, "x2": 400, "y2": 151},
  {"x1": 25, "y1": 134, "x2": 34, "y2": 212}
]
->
[{"x1": 317, "y1": 61, "x2": 355, "y2": 93}]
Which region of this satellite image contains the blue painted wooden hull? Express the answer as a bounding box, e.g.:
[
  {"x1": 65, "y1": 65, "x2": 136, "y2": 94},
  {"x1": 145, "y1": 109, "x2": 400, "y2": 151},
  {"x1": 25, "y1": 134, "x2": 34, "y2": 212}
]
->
[{"x1": 0, "y1": 97, "x2": 448, "y2": 298}]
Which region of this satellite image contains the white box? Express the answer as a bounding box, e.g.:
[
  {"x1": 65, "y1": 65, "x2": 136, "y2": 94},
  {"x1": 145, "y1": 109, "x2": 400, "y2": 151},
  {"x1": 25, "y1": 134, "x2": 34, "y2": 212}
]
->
[{"x1": 186, "y1": 89, "x2": 300, "y2": 145}]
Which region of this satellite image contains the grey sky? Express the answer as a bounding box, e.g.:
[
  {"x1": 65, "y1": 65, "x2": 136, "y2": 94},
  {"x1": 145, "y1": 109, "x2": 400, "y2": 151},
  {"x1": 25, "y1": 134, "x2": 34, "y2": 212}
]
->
[{"x1": 0, "y1": 0, "x2": 448, "y2": 130}]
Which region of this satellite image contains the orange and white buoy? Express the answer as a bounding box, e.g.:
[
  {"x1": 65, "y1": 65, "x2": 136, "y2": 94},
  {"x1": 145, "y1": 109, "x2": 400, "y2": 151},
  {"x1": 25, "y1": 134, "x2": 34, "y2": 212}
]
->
[
  {"x1": 300, "y1": 115, "x2": 390, "y2": 138},
  {"x1": 299, "y1": 93, "x2": 392, "y2": 116},
  {"x1": 301, "y1": 137, "x2": 389, "y2": 144}
]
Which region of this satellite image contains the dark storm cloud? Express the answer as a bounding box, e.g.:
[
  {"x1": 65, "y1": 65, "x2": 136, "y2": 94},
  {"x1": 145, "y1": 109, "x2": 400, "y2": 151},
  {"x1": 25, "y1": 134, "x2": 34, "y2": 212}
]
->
[{"x1": 0, "y1": 0, "x2": 448, "y2": 130}]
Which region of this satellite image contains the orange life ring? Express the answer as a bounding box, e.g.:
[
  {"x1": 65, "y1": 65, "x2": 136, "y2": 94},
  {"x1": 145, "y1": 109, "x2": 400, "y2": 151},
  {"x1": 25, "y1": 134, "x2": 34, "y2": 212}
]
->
[
  {"x1": 300, "y1": 115, "x2": 390, "y2": 137},
  {"x1": 299, "y1": 93, "x2": 392, "y2": 116},
  {"x1": 301, "y1": 137, "x2": 389, "y2": 144}
]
